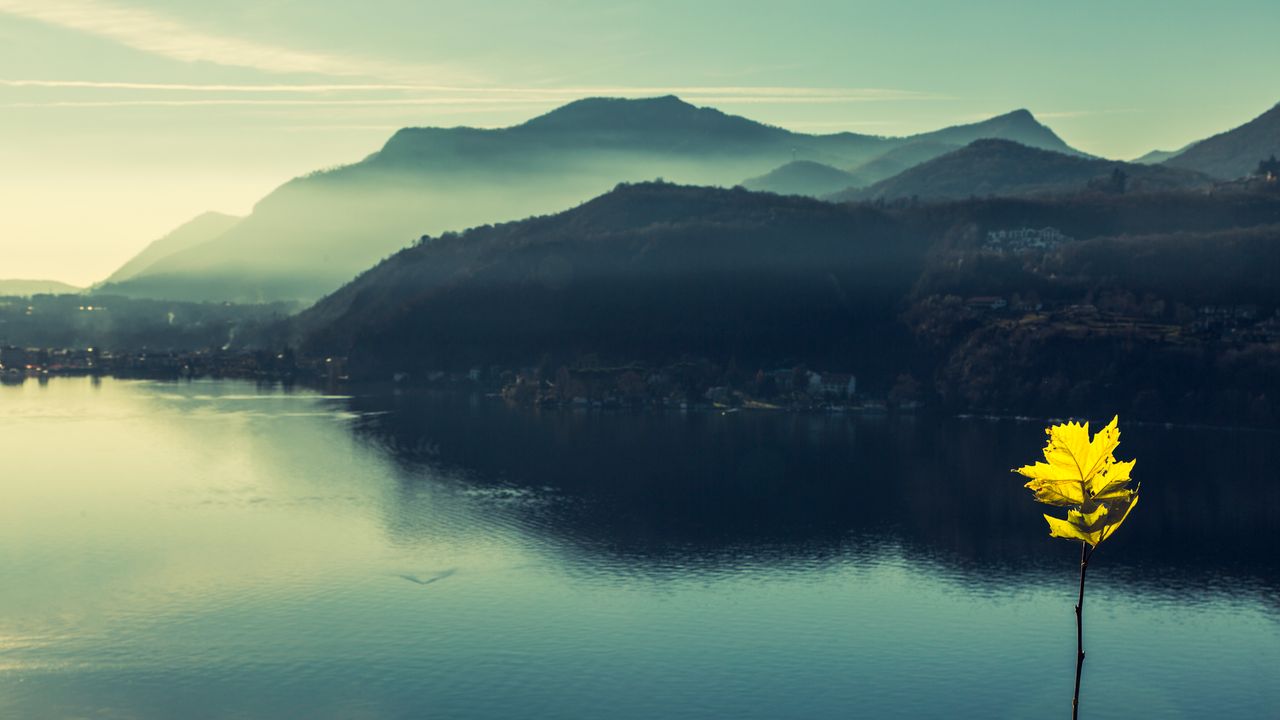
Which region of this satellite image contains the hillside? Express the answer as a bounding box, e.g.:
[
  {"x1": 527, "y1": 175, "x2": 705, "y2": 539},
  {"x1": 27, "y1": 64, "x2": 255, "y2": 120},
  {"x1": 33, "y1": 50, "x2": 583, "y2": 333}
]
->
[
  {"x1": 1133, "y1": 148, "x2": 1184, "y2": 165},
  {"x1": 740, "y1": 161, "x2": 859, "y2": 197},
  {"x1": 1164, "y1": 102, "x2": 1280, "y2": 179},
  {"x1": 291, "y1": 182, "x2": 1280, "y2": 426},
  {"x1": 739, "y1": 110, "x2": 1079, "y2": 198},
  {"x1": 101, "y1": 97, "x2": 1082, "y2": 303},
  {"x1": 101, "y1": 212, "x2": 242, "y2": 285},
  {"x1": 909, "y1": 109, "x2": 1083, "y2": 156},
  {"x1": 294, "y1": 182, "x2": 926, "y2": 380},
  {"x1": 842, "y1": 140, "x2": 960, "y2": 188},
  {"x1": 833, "y1": 140, "x2": 1210, "y2": 202},
  {"x1": 0, "y1": 279, "x2": 82, "y2": 296}
]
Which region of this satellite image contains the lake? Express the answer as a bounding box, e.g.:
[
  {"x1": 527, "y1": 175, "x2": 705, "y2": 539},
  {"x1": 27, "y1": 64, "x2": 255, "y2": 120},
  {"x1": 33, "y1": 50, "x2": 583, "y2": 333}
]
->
[{"x1": 2, "y1": 378, "x2": 1277, "y2": 718}]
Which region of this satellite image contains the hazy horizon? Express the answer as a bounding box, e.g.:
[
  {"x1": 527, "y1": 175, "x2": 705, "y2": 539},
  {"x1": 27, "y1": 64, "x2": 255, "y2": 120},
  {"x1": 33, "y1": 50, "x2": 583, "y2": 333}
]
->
[{"x1": 3, "y1": 0, "x2": 1278, "y2": 285}]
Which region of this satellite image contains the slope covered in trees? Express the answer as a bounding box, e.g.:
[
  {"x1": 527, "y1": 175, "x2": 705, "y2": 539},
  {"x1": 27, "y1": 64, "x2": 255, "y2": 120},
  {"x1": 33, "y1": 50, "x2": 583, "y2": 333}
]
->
[
  {"x1": 294, "y1": 182, "x2": 1280, "y2": 425},
  {"x1": 1164, "y1": 102, "x2": 1280, "y2": 179}
]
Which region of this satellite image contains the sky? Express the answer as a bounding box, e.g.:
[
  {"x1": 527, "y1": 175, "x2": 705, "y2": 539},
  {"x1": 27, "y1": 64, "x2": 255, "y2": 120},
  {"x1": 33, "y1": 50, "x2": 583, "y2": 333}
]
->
[{"x1": 2, "y1": 0, "x2": 1278, "y2": 286}]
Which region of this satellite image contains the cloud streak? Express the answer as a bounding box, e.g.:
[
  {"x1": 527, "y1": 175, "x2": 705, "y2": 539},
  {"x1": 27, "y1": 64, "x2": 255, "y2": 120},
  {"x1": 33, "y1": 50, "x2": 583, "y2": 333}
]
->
[
  {"x1": 1036, "y1": 109, "x2": 1139, "y2": 119},
  {"x1": 1, "y1": 78, "x2": 944, "y2": 102},
  {"x1": 0, "y1": 0, "x2": 451, "y2": 80},
  {"x1": 0, "y1": 79, "x2": 428, "y2": 92},
  {"x1": 4, "y1": 95, "x2": 940, "y2": 109}
]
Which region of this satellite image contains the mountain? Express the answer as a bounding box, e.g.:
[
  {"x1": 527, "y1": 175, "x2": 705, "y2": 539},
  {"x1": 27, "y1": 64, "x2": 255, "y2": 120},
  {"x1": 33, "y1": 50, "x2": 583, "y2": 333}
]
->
[
  {"x1": 832, "y1": 139, "x2": 1211, "y2": 202},
  {"x1": 1133, "y1": 148, "x2": 1184, "y2": 165},
  {"x1": 739, "y1": 110, "x2": 1081, "y2": 198},
  {"x1": 101, "y1": 97, "x2": 1083, "y2": 303},
  {"x1": 101, "y1": 212, "x2": 242, "y2": 285},
  {"x1": 909, "y1": 109, "x2": 1084, "y2": 156},
  {"x1": 100, "y1": 97, "x2": 888, "y2": 303},
  {"x1": 295, "y1": 179, "x2": 1278, "y2": 368},
  {"x1": 1164, "y1": 102, "x2": 1280, "y2": 179},
  {"x1": 842, "y1": 140, "x2": 960, "y2": 188},
  {"x1": 290, "y1": 181, "x2": 1280, "y2": 427},
  {"x1": 293, "y1": 182, "x2": 927, "y2": 378},
  {"x1": 740, "y1": 161, "x2": 859, "y2": 197},
  {"x1": 0, "y1": 279, "x2": 82, "y2": 296}
]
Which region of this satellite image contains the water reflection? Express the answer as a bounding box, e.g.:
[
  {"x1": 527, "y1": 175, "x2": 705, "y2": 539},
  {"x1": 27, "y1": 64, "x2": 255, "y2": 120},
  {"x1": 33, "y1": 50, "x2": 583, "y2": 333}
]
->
[
  {"x1": 347, "y1": 390, "x2": 1280, "y2": 606},
  {"x1": 2, "y1": 379, "x2": 1277, "y2": 720}
]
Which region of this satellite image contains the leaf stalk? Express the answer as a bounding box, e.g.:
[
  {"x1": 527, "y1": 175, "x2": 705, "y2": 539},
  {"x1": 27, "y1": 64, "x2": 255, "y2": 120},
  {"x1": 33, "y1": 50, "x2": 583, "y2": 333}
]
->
[{"x1": 1072, "y1": 540, "x2": 1092, "y2": 719}]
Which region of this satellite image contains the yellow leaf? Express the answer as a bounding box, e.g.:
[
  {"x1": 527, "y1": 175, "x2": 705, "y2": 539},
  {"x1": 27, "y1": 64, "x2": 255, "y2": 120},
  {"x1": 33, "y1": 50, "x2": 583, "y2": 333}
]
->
[
  {"x1": 1015, "y1": 460, "x2": 1079, "y2": 483},
  {"x1": 1045, "y1": 421, "x2": 1091, "y2": 478},
  {"x1": 1083, "y1": 416, "x2": 1121, "y2": 481},
  {"x1": 1099, "y1": 494, "x2": 1139, "y2": 544},
  {"x1": 1093, "y1": 486, "x2": 1135, "y2": 503},
  {"x1": 1015, "y1": 415, "x2": 1140, "y2": 547},
  {"x1": 1091, "y1": 458, "x2": 1135, "y2": 496},
  {"x1": 1074, "y1": 504, "x2": 1110, "y2": 532},
  {"x1": 1045, "y1": 513, "x2": 1101, "y2": 545},
  {"x1": 1024, "y1": 477, "x2": 1085, "y2": 506}
]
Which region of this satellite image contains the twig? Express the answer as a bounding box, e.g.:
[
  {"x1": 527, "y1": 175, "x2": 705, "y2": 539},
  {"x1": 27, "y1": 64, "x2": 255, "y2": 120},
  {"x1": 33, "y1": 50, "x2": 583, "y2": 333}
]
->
[{"x1": 1072, "y1": 540, "x2": 1092, "y2": 719}]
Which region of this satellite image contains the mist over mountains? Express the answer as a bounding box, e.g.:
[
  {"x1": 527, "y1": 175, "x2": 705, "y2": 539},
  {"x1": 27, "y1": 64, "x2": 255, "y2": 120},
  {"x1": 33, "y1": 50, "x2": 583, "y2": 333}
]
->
[
  {"x1": 100, "y1": 212, "x2": 242, "y2": 286},
  {"x1": 8, "y1": 94, "x2": 1280, "y2": 425},
  {"x1": 35, "y1": 95, "x2": 1280, "y2": 311},
  {"x1": 0, "y1": 279, "x2": 83, "y2": 297},
  {"x1": 94, "y1": 97, "x2": 1086, "y2": 304},
  {"x1": 831, "y1": 139, "x2": 1210, "y2": 202}
]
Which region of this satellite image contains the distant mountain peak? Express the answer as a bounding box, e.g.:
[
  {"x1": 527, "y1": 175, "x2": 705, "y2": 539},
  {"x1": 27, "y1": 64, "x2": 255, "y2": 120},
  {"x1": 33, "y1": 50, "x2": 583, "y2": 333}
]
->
[
  {"x1": 965, "y1": 137, "x2": 1035, "y2": 151},
  {"x1": 834, "y1": 138, "x2": 1209, "y2": 202},
  {"x1": 100, "y1": 211, "x2": 242, "y2": 286},
  {"x1": 909, "y1": 109, "x2": 1084, "y2": 157},
  {"x1": 978, "y1": 109, "x2": 1050, "y2": 132},
  {"x1": 510, "y1": 95, "x2": 795, "y2": 147},
  {"x1": 105, "y1": 98, "x2": 1091, "y2": 303},
  {"x1": 0, "y1": 279, "x2": 83, "y2": 297},
  {"x1": 521, "y1": 95, "x2": 705, "y2": 129},
  {"x1": 1165, "y1": 100, "x2": 1280, "y2": 178},
  {"x1": 741, "y1": 160, "x2": 858, "y2": 197}
]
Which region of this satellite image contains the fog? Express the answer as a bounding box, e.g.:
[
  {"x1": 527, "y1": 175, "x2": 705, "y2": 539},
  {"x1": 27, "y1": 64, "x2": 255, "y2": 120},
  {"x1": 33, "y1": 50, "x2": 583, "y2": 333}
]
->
[{"x1": 94, "y1": 98, "x2": 1078, "y2": 305}]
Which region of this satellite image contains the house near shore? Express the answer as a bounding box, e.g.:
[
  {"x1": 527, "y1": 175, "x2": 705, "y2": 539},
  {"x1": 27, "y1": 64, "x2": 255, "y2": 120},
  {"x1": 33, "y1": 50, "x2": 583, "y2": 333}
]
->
[
  {"x1": 808, "y1": 371, "x2": 857, "y2": 399},
  {"x1": 965, "y1": 296, "x2": 1008, "y2": 311},
  {"x1": 984, "y1": 226, "x2": 1070, "y2": 253}
]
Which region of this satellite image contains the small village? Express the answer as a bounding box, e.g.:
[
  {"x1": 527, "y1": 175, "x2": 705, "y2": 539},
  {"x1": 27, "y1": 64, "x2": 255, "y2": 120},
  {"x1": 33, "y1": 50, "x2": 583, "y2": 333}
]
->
[
  {"x1": 496, "y1": 362, "x2": 900, "y2": 413},
  {"x1": 0, "y1": 346, "x2": 311, "y2": 384}
]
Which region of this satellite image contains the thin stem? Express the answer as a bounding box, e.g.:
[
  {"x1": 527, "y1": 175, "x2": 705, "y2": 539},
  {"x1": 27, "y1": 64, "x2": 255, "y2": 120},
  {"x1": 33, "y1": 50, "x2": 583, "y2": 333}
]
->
[{"x1": 1072, "y1": 541, "x2": 1091, "y2": 720}]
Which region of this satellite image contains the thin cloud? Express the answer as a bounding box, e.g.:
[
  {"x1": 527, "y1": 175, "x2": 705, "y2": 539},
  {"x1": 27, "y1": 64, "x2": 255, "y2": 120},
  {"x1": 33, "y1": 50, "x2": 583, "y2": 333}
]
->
[
  {"x1": 778, "y1": 120, "x2": 901, "y2": 128},
  {"x1": 946, "y1": 109, "x2": 1140, "y2": 124},
  {"x1": 0, "y1": 79, "x2": 428, "y2": 92},
  {"x1": 0, "y1": 78, "x2": 945, "y2": 103},
  {"x1": 0, "y1": 0, "x2": 454, "y2": 81},
  {"x1": 4, "y1": 98, "x2": 565, "y2": 108},
  {"x1": 3, "y1": 94, "x2": 940, "y2": 110},
  {"x1": 1036, "y1": 109, "x2": 1139, "y2": 119}
]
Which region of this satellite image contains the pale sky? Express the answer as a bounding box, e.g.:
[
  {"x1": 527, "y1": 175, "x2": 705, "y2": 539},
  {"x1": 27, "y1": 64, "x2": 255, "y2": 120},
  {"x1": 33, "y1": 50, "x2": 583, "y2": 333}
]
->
[{"x1": 2, "y1": 0, "x2": 1277, "y2": 286}]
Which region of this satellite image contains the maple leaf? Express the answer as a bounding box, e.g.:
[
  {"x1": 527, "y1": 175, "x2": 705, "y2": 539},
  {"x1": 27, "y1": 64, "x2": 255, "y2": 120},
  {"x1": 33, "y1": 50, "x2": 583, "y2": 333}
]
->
[{"x1": 1014, "y1": 416, "x2": 1139, "y2": 547}]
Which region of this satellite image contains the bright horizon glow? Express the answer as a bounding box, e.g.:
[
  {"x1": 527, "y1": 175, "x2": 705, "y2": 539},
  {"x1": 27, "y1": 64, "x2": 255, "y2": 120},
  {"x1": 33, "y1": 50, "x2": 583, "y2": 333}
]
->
[{"x1": 2, "y1": 0, "x2": 1277, "y2": 286}]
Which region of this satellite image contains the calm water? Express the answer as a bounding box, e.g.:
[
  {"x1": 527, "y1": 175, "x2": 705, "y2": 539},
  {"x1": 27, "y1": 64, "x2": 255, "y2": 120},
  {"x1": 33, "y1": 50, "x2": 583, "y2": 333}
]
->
[{"x1": 1, "y1": 378, "x2": 1277, "y2": 719}]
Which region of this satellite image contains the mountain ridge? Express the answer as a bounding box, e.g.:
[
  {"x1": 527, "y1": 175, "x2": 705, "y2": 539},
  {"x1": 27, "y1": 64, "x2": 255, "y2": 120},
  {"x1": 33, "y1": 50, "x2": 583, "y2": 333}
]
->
[
  {"x1": 102, "y1": 211, "x2": 242, "y2": 286},
  {"x1": 100, "y1": 97, "x2": 1085, "y2": 303},
  {"x1": 0, "y1": 279, "x2": 83, "y2": 297},
  {"x1": 832, "y1": 139, "x2": 1211, "y2": 202},
  {"x1": 1164, "y1": 102, "x2": 1280, "y2": 179}
]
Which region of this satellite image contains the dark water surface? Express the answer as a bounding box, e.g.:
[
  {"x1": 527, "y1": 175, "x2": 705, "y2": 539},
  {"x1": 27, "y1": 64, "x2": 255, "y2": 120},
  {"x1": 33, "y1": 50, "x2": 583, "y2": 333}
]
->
[{"x1": 1, "y1": 378, "x2": 1277, "y2": 718}]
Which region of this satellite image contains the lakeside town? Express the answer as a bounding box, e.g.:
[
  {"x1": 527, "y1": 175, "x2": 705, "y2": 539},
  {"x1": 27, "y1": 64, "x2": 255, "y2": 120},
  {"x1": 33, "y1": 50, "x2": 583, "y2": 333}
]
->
[
  {"x1": 0, "y1": 344, "x2": 890, "y2": 413},
  {"x1": 4, "y1": 291, "x2": 1277, "y2": 417}
]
